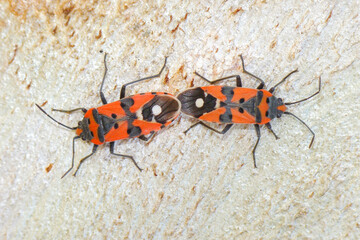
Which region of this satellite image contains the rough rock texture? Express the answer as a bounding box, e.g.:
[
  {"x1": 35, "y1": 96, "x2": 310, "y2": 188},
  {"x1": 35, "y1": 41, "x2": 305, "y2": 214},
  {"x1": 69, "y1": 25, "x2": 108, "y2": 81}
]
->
[{"x1": 1, "y1": 0, "x2": 359, "y2": 239}]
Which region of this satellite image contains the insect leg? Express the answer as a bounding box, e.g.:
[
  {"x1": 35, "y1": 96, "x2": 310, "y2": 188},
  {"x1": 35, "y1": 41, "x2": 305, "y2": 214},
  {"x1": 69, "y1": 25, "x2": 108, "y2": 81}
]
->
[
  {"x1": 60, "y1": 136, "x2": 80, "y2": 179},
  {"x1": 194, "y1": 72, "x2": 242, "y2": 87},
  {"x1": 252, "y1": 124, "x2": 261, "y2": 168},
  {"x1": 184, "y1": 122, "x2": 233, "y2": 135},
  {"x1": 138, "y1": 132, "x2": 156, "y2": 142},
  {"x1": 99, "y1": 52, "x2": 109, "y2": 104},
  {"x1": 120, "y1": 57, "x2": 167, "y2": 99},
  {"x1": 109, "y1": 142, "x2": 143, "y2": 171},
  {"x1": 52, "y1": 108, "x2": 87, "y2": 114},
  {"x1": 240, "y1": 55, "x2": 265, "y2": 89},
  {"x1": 72, "y1": 144, "x2": 98, "y2": 177},
  {"x1": 269, "y1": 69, "x2": 299, "y2": 93},
  {"x1": 265, "y1": 123, "x2": 279, "y2": 140}
]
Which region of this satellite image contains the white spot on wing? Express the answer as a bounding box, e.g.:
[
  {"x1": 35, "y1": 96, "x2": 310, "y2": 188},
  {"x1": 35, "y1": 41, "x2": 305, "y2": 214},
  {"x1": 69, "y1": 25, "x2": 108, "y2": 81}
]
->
[
  {"x1": 195, "y1": 98, "x2": 204, "y2": 108},
  {"x1": 152, "y1": 105, "x2": 162, "y2": 116}
]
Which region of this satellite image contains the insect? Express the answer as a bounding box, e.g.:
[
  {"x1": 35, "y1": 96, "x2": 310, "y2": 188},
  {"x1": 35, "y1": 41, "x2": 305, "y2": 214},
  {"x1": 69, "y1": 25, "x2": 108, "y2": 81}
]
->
[
  {"x1": 36, "y1": 53, "x2": 181, "y2": 178},
  {"x1": 177, "y1": 55, "x2": 321, "y2": 167}
]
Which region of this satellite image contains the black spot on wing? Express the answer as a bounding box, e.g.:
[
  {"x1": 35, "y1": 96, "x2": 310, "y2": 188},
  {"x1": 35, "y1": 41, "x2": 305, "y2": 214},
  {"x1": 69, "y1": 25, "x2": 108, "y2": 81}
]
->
[
  {"x1": 177, "y1": 87, "x2": 217, "y2": 118},
  {"x1": 120, "y1": 98, "x2": 134, "y2": 111},
  {"x1": 127, "y1": 125, "x2": 142, "y2": 138},
  {"x1": 142, "y1": 104, "x2": 152, "y2": 122},
  {"x1": 219, "y1": 108, "x2": 233, "y2": 123},
  {"x1": 221, "y1": 87, "x2": 234, "y2": 103}
]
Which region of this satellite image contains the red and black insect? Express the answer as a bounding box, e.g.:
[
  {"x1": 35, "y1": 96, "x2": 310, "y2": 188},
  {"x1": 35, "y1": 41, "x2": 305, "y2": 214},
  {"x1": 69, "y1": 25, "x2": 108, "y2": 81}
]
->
[
  {"x1": 177, "y1": 55, "x2": 321, "y2": 167},
  {"x1": 36, "y1": 53, "x2": 181, "y2": 178}
]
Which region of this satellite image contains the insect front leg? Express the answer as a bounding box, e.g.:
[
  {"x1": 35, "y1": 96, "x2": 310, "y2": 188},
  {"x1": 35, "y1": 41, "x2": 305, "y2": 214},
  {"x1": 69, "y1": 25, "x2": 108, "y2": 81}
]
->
[
  {"x1": 72, "y1": 145, "x2": 99, "y2": 177},
  {"x1": 61, "y1": 136, "x2": 81, "y2": 178}
]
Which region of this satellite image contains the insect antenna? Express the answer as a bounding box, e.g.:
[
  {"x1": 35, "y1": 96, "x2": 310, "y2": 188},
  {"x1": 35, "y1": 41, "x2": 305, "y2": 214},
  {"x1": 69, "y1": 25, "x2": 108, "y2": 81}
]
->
[
  {"x1": 36, "y1": 104, "x2": 77, "y2": 130},
  {"x1": 285, "y1": 77, "x2": 321, "y2": 105},
  {"x1": 283, "y1": 112, "x2": 315, "y2": 148}
]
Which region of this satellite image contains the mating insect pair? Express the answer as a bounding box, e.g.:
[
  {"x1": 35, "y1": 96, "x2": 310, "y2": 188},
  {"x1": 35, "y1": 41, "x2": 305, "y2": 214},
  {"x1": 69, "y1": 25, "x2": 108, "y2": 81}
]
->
[{"x1": 37, "y1": 53, "x2": 320, "y2": 177}]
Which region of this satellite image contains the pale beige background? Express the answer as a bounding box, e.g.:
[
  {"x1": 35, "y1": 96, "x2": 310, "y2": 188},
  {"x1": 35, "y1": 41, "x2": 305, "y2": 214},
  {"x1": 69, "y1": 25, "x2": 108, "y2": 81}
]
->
[{"x1": 1, "y1": 0, "x2": 359, "y2": 239}]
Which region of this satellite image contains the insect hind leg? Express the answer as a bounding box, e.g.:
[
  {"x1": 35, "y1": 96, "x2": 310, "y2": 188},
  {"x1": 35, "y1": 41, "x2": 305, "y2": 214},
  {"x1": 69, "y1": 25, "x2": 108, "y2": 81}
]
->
[
  {"x1": 109, "y1": 142, "x2": 143, "y2": 171},
  {"x1": 120, "y1": 57, "x2": 168, "y2": 99},
  {"x1": 138, "y1": 132, "x2": 156, "y2": 142},
  {"x1": 194, "y1": 72, "x2": 242, "y2": 87},
  {"x1": 240, "y1": 55, "x2": 265, "y2": 89},
  {"x1": 184, "y1": 122, "x2": 233, "y2": 135}
]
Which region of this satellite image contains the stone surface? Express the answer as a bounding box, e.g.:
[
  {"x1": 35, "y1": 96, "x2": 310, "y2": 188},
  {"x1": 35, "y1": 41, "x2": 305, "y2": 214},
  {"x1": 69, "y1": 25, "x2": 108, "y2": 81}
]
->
[{"x1": 1, "y1": 0, "x2": 359, "y2": 239}]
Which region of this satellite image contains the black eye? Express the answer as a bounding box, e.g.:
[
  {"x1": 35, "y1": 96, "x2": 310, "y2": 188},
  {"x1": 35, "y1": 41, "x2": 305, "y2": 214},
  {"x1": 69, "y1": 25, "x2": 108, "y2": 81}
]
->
[
  {"x1": 265, "y1": 111, "x2": 269, "y2": 117},
  {"x1": 111, "y1": 113, "x2": 117, "y2": 119},
  {"x1": 266, "y1": 98, "x2": 270, "y2": 103},
  {"x1": 239, "y1": 98, "x2": 245, "y2": 103},
  {"x1": 88, "y1": 119, "x2": 90, "y2": 124},
  {"x1": 114, "y1": 123, "x2": 119, "y2": 129},
  {"x1": 239, "y1": 107, "x2": 244, "y2": 113}
]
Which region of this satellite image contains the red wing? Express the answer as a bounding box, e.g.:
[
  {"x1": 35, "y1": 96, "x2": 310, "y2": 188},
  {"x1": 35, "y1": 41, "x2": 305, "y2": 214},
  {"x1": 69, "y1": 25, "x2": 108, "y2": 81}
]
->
[
  {"x1": 231, "y1": 88, "x2": 258, "y2": 102},
  {"x1": 132, "y1": 119, "x2": 163, "y2": 135},
  {"x1": 230, "y1": 108, "x2": 256, "y2": 124},
  {"x1": 199, "y1": 108, "x2": 226, "y2": 122},
  {"x1": 129, "y1": 94, "x2": 156, "y2": 113},
  {"x1": 97, "y1": 101, "x2": 126, "y2": 118},
  {"x1": 103, "y1": 120, "x2": 130, "y2": 142},
  {"x1": 201, "y1": 86, "x2": 227, "y2": 101}
]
